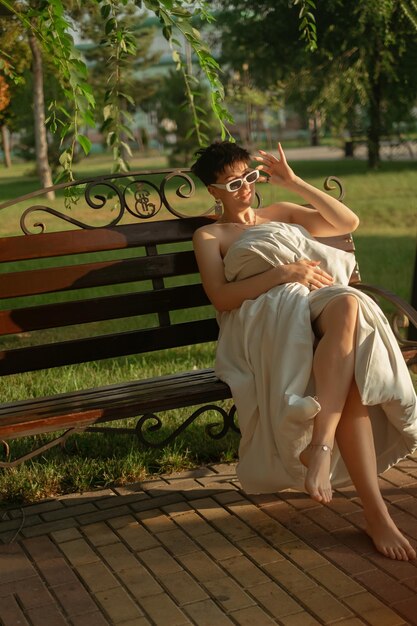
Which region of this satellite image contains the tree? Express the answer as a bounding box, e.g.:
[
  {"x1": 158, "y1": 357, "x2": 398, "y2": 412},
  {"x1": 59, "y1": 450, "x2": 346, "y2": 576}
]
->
[
  {"x1": 0, "y1": 73, "x2": 11, "y2": 166},
  {"x1": 0, "y1": 0, "x2": 317, "y2": 180},
  {"x1": 213, "y1": 0, "x2": 417, "y2": 168}
]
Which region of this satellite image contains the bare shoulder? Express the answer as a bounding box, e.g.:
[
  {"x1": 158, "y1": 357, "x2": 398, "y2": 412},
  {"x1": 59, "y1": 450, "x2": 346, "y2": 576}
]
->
[{"x1": 259, "y1": 201, "x2": 296, "y2": 223}]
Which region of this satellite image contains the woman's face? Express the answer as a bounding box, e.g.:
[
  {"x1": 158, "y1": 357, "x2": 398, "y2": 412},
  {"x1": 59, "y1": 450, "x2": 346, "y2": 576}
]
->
[{"x1": 209, "y1": 161, "x2": 256, "y2": 207}]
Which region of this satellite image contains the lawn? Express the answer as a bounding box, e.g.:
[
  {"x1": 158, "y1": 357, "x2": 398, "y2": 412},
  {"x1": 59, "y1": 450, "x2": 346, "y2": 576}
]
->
[{"x1": 0, "y1": 152, "x2": 416, "y2": 504}]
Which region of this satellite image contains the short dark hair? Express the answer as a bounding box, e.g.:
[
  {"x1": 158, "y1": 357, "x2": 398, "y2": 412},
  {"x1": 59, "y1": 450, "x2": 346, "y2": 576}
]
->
[{"x1": 191, "y1": 141, "x2": 251, "y2": 186}]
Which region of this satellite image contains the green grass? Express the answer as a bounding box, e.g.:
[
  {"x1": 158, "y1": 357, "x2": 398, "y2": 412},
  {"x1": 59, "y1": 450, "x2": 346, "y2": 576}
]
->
[{"x1": 0, "y1": 153, "x2": 416, "y2": 505}]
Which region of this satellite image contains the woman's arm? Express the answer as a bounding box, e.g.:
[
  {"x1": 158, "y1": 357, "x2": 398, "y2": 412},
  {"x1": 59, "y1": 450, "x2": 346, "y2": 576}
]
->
[
  {"x1": 193, "y1": 227, "x2": 333, "y2": 312},
  {"x1": 256, "y1": 144, "x2": 360, "y2": 237}
]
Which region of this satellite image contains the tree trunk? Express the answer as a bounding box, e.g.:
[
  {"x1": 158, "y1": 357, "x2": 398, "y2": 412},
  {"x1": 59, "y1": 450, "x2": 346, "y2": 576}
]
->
[
  {"x1": 1, "y1": 124, "x2": 12, "y2": 167},
  {"x1": 367, "y1": 70, "x2": 381, "y2": 170},
  {"x1": 28, "y1": 32, "x2": 55, "y2": 200}
]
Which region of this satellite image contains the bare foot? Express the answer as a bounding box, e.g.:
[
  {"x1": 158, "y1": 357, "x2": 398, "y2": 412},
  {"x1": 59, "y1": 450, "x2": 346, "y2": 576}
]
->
[
  {"x1": 365, "y1": 516, "x2": 416, "y2": 561},
  {"x1": 299, "y1": 444, "x2": 333, "y2": 503}
]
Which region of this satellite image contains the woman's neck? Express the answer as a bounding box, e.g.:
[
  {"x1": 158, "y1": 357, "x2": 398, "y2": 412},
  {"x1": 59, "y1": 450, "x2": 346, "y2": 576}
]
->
[{"x1": 218, "y1": 208, "x2": 257, "y2": 226}]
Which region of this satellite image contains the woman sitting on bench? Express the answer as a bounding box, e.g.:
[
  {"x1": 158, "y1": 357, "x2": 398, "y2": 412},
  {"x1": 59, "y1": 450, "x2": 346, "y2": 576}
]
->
[{"x1": 191, "y1": 141, "x2": 417, "y2": 561}]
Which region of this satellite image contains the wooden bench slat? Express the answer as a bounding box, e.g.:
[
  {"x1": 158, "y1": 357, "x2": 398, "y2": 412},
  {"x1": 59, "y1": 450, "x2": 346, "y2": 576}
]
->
[
  {"x1": 0, "y1": 319, "x2": 219, "y2": 375},
  {"x1": 0, "y1": 369, "x2": 232, "y2": 439},
  {"x1": 0, "y1": 284, "x2": 209, "y2": 335},
  {"x1": 0, "y1": 251, "x2": 198, "y2": 298},
  {"x1": 0, "y1": 218, "x2": 211, "y2": 263}
]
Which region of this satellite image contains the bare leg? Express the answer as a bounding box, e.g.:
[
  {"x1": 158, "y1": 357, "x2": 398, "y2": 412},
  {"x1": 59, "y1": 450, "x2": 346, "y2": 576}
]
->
[
  {"x1": 300, "y1": 295, "x2": 358, "y2": 503},
  {"x1": 336, "y1": 382, "x2": 416, "y2": 560}
]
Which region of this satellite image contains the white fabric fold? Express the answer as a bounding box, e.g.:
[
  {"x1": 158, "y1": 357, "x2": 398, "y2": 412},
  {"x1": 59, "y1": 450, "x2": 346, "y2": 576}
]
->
[{"x1": 215, "y1": 222, "x2": 417, "y2": 494}]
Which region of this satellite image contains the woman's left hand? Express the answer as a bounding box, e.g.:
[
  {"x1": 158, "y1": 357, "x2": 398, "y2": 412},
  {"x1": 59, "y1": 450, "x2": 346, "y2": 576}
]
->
[{"x1": 254, "y1": 143, "x2": 297, "y2": 187}]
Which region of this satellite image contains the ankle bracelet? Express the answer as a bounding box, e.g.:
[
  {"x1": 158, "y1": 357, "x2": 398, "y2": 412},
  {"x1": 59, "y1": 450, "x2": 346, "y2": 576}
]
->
[{"x1": 308, "y1": 444, "x2": 332, "y2": 453}]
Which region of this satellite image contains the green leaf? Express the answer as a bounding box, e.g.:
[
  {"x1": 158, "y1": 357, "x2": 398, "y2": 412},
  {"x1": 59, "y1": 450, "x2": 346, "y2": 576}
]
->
[{"x1": 76, "y1": 134, "x2": 92, "y2": 156}]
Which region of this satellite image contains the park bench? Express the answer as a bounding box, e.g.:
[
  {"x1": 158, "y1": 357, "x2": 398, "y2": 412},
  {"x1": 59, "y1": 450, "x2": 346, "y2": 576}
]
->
[{"x1": 0, "y1": 169, "x2": 416, "y2": 468}]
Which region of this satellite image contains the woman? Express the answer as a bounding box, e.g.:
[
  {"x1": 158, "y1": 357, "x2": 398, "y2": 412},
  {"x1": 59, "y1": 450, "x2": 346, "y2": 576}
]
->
[{"x1": 192, "y1": 140, "x2": 417, "y2": 561}]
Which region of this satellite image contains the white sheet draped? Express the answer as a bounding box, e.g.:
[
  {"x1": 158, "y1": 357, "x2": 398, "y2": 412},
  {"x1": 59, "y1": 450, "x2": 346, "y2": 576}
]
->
[{"x1": 215, "y1": 222, "x2": 417, "y2": 494}]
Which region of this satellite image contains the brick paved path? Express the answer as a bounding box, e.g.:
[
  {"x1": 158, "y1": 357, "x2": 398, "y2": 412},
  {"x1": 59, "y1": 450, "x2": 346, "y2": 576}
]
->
[{"x1": 1, "y1": 456, "x2": 417, "y2": 625}]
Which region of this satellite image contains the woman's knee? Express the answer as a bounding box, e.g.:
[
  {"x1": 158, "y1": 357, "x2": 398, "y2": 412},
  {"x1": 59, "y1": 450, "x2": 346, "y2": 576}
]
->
[{"x1": 318, "y1": 295, "x2": 358, "y2": 336}]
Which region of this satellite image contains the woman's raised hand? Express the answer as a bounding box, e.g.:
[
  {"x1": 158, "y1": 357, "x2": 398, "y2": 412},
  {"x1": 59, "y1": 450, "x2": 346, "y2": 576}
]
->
[{"x1": 255, "y1": 142, "x2": 297, "y2": 187}]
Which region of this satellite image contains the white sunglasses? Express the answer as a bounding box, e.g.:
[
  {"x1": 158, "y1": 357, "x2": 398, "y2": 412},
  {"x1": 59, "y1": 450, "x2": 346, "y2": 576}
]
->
[{"x1": 210, "y1": 169, "x2": 260, "y2": 192}]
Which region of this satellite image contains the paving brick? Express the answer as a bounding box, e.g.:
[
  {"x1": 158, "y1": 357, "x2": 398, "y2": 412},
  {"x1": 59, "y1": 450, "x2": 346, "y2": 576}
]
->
[
  {"x1": 177, "y1": 550, "x2": 227, "y2": 583},
  {"x1": 236, "y1": 536, "x2": 286, "y2": 566},
  {"x1": 249, "y1": 515, "x2": 298, "y2": 547},
  {"x1": 391, "y1": 595, "x2": 417, "y2": 625},
  {"x1": 194, "y1": 531, "x2": 242, "y2": 560},
  {"x1": 138, "y1": 592, "x2": 191, "y2": 625},
  {"x1": 51, "y1": 580, "x2": 99, "y2": 616},
  {"x1": 332, "y1": 525, "x2": 375, "y2": 554},
  {"x1": 183, "y1": 598, "x2": 235, "y2": 625},
  {"x1": 9, "y1": 500, "x2": 62, "y2": 518},
  {"x1": 203, "y1": 577, "x2": 255, "y2": 611},
  {"x1": 51, "y1": 527, "x2": 82, "y2": 543},
  {"x1": 156, "y1": 528, "x2": 200, "y2": 556},
  {"x1": 206, "y1": 513, "x2": 255, "y2": 542},
  {"x1": 355, "y1": 568, "x2": 416, "y2": 605},
  {"x1": 0, "y1": 594, "x2": 31, "y2": 626},
  {"x1": 189, "y1": 496, "x2": 229, "y2": 519},
  {"x1": 344, "y1": 592, "x2": 406, "y2": 626},
  {"x1": 283, "y1": 515, "x2": 340, "y2": 550},
  {"x1": 229, "y1": 604, "x2": 277, "y2": 625},
  {"x1": 209, "y1": 462, "x2": 237, "y2": 475},
  {"x1": 107, "y1": 514, "x2": 138, "y2": 529},
  {"x1": 295, "y1": 585, "x2": 354, "y2": 623},
  {"x1": 58, "y1": 538, "x2": 100, "y2": 566},
  {"x1": 35, "y1": 557, "x2": 80, "y2": 586},
  {"x1": 249, "y1": 581, "x2": 303, "y2": 618},
  {"x1": 22, "y1": 535, "x2": 62, "y2": 561},
  {"x1": 170, "y1": 510, "x2": 214, "y2": 538},
  {"x1": 138, "y1": 546, "x2": 183, "y2": 576},
  {"x1": 98, "y1": 542, "x2": 141, "y2": 572},
  {"x1": 164, "y1": 477, "x2": 202, "y2": 491},
  {"x1": 308, "y1": 563, "x2": 365, "y2": 597},
  {"x1": 94, "y1": 586, "x2": 145, "y2": 624},
  {"x1": 76, "y1": 506, "x2": 132, "y2": 525},
  {"x1": 21, "y1": 517, "x2": 78, "y2": 538},
  {"x1": 41, "y1": 502, "x2": 98, "y2": 521},
  {"x1": 113, "y1": 518, "x2": 160, "y2": 552},
  {"x1": 278, "y1": 612, "x2": 323, "y2": 626},
  {"x1": 161, "y1": 500, "x2": 194, "y2": 516},
  {"x1": 117, "y1": 565, "x2": 163, "y2": 599},
  {"x1": 382, "y1": 467, "x2": 417, "y2": 487},
  {"x1": 278, "y1": 538, "x2": 329, "y2": 570},
  {"x1": 26, "y1": 603, "x2": 69, "y2": 626},
  {"x1": 158, "y1": 570, "x2": 208, "y2": 605},
  {"x1": 60, "y1": 489, "x2": 115, "y2": 504},
  {"x1": 366, "y1": 550, "x2": 417, "y2": 581},
  {"x1": 0, "y1": 515, "x2": 42, "y2": 535},
  {"x1": 12, "y1": 577, "x2": 56, "y2": 609},
  {"x1": 305, "y1": 505, "x2": 353, "y2": 532},
  {"x1": 82, "y1": 522, "x2": 119, "y2": 547},
  {"x1": 213, "y1": 491, "x2": 246, "y2": 506},
  {"x1": 136, "y1": 509, "x2": 177, "y2": 533},
  {"x1": 76, "y1": 561, "x2": 120, "y2": 593},
  {"x1": 220, "y1": 554, "x2": 270, "y2": 588},
  {"x1": 94, "y1": 493, "x2": 150, "y2": 509},
  {"x1": 0, "y1": 543, "x2": 37, "y2": 583},
  {"x1": 322, "y1": 544, "x2": 375, "y2": 575},
  {"x1": 69, "y1": 611, "x2": 111, "y2": 626},
  {"x1": 130, "y1": 493, "x2": 186, "y2": 512},
  {"x1": 263, "y1": 559, "x2": 317, "y2": 594}
]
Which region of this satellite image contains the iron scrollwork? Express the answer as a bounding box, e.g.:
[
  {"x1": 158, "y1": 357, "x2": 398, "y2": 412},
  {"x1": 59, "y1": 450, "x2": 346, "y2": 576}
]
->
[{"x1": 85, "y1": 403, "x2": 240, "y2": 448}]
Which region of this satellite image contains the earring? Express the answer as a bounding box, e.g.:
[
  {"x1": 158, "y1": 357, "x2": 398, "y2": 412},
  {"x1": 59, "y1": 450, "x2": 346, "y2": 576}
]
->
[{"x1": 212, "y1": 198, "x2": 223, "y2": 216}]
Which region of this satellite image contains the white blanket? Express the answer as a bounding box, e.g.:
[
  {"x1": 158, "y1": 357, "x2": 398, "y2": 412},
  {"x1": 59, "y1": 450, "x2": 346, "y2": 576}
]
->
[{"x1": 215, "y1": 222, "x2": 417, "y2": 494}]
